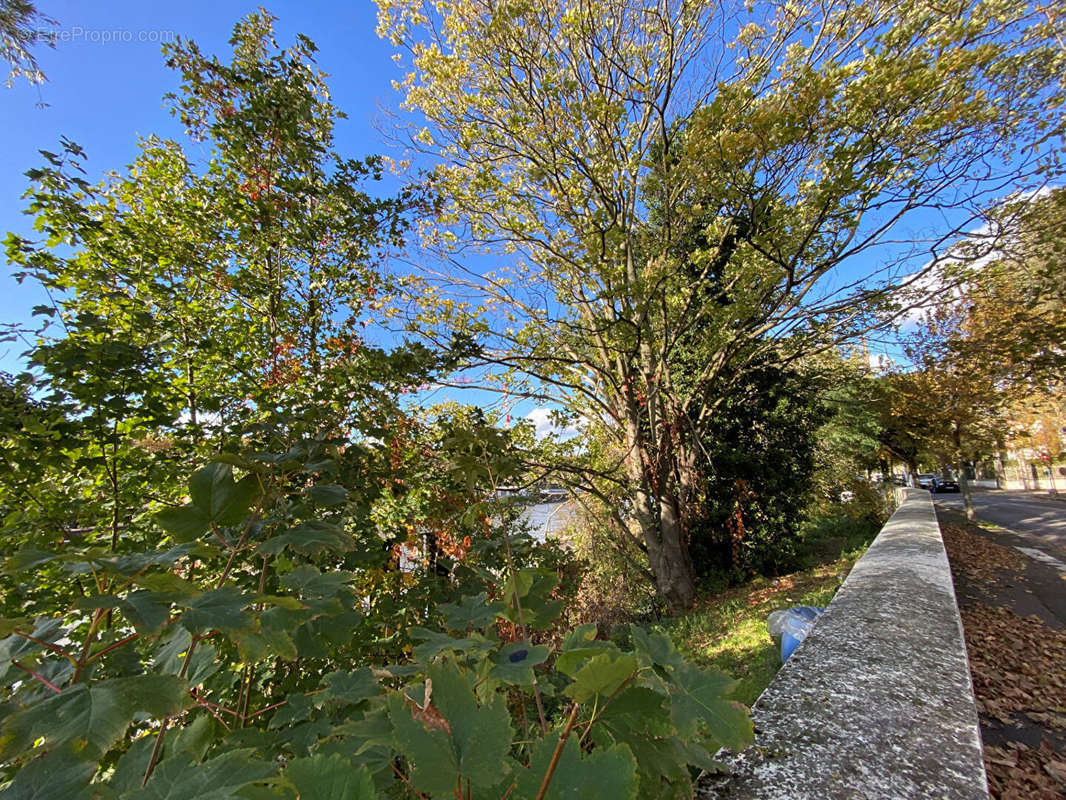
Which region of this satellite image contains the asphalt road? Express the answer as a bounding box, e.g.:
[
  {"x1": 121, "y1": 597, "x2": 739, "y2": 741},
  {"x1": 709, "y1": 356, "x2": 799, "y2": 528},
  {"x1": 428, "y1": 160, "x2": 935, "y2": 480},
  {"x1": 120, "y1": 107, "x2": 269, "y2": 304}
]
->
[{"x1": 933, "y1": 489, "x2": 1066, "y2": 562}]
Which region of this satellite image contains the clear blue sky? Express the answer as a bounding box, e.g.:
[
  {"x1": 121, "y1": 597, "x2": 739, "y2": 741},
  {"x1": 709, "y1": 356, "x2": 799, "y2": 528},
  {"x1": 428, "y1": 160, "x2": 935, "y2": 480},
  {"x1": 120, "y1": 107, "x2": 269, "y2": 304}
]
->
[{"x1": 1, "y1": 1, "x2": 401, "y2": 373}]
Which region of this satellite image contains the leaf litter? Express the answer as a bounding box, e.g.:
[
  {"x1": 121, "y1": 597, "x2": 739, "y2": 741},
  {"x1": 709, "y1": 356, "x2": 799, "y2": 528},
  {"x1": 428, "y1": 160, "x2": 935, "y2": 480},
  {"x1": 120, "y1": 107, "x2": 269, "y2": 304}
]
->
[{"x1": 941, "y1": 521, "x2": 1066, "y2": 799}]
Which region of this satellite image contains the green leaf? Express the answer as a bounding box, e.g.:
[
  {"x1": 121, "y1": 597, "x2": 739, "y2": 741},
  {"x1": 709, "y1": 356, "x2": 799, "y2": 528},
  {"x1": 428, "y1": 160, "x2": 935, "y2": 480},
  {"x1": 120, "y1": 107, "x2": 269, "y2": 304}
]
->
[
  {"x1": 560, "y1": 624, "x2": 598, "y2": 650},
  {"x1": 257, "y1": 606, "x2": 306, "y2": 661},
  {"x1": 0, "y1": 617, "x2": 32, "y2": 638},
  {"x1": 304, "y1": 458, "x2": 337, "y2": 475},
  {"x1": 428, "y1": 661, "x2": 513, "y2": 789},
  {"x1": 669, "y1": 662, "x2": 752, "y2": 751},
  {"x1": 155, "y1": 505, "x2": 209, "y2": 542},
  {"x1": 3, "y1": 548, "x2": 59, "y2": 573},
  {"x1": 591, "y1": 688, "x2": 686, "y2": 785},
  {"x1": 107, "y1": 734, "x2": 157, "y2": 795},
  {"x1": 269, "y1": 693, "x2": 316, "y2": 730},
  {"x1": 489, "y1": 641, "x2": 550, "y2": 685},
  {"x1": 0, "y1": 744, "x2": 95, "y2": 800},
  {"x1": 257, "y1": 521, "x2": 352, "y2": 556},
  {"x1": 318, "y1": 668, "x2": 380, "y2": 707},
  {"x1": 0, "y1": 618, "x2": 64, "y2": 669},
  {"x1": 564, "y1": 653, "x2": 638, "y2": 703},
  {"x1": 501, "y1": 569, "x2": 564, "y2": 630},
  {"x1": 284, "y1": 754, "x2": 376, "y2": 799},
  {"x1": 189, "y1": 463, "x2": 260, "y2": 524},
  {"x1": 334, "y1": 705, "x2": 394, "y2": 751},
  {"x1": 180, "y1": 587, "x2": 252, "y2": 633},
  {"x1": 0, "y1": 675, "x2": 189, "y2": 760},
  {"x1": 387, "y1": 691, "x2": 458, "y2": 796},
  {"x1": 409, "y1": 628, "x2": 482, "y2": 662},
  {"x1": 388, "y1": 662, "x2": 513, "y2": 794},
  {"x1": 154, "y1": 629, "x2": 218, "y2": 686},
  {"x1": 278, "y1": 565, "x2": 354, "y2": 598},
  {"x1": 438, "y1": 593, "x2": 505, "y2": 631},
  {"x1": 120, "y1": 591, "x2": 173, "y2": 636},
  {"x1": 308, "y1": 483, "x2": 348, "y2": 506},
  {"x1": 555, "y1": 625, "x2": 613, "y2": 675},
  {"x1": 630, "y1": 626, "x2": 684, "y2": 668},
  {"x1": 168, "y1": 713, "x2": 218, "y2": 762},
  {"x1": 128, "y1": 749, "x2": 275, "y2": 799},
  {"x1": 515, "y1": 736, "x2": 637, "y2": 800},
  {"x1": 595, "y1": 687, "x2": 673, "y2": 737},
  {"x1": 131, "y1": 572, "x2": 200, "y2": 596}
]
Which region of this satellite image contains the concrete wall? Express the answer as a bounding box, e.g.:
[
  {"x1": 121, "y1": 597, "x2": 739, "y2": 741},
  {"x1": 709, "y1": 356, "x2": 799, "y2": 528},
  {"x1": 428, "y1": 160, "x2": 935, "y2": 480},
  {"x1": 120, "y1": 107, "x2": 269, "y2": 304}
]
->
[{"x1": 707, "y1": 489, "x2": 988, "y2": 800}]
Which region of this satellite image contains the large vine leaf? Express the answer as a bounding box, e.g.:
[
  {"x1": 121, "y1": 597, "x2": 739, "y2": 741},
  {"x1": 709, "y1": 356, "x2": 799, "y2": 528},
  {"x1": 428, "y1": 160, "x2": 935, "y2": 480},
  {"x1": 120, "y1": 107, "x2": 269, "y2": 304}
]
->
[
  {"x1": 155, "y1": 464, "x2": 260, "y2": 542},
  {"x1": 120, "y1": 590, "x2": 174, "y2": 636},
  {"x1": 154, "y1": 505, "x2": 210, "y2": 543},
  {"x1": 256, "y1": 521, "x2": 353, "y2": 557},
  {"x1": 668, "y1": 662, "x2": 752, "y2": 751},
  {"x1": 0, "y1": 744, "x2": 95, "y2": 800},
  {"x1": 126, "y1": 748, "x2": 275, "y2": 799},
  {"x1": 514, "y1": 736, "x2": 637, "y2": 800},
  {"x1": 189, "y1": 463, "x2": 260, "y2": 525},
  {"x1": 489, "y1": 641, "x2": 549, "y2": 685},
  {"x1": 409, "y1": 628, "x2": 484, "y2": 662},
  {"x1": 0, "y1": 618, "x2": 65, "y2": 673},
  {"x1": 386, "y1": 692, "x2": 457, "y2": 796},
  {"x1": 307, "y1": 483, "x2": 348, "y2": 507},
  {"x1": 318, "y1": 668, "x2": 381, "y2": 707},
  {"x1": 388, "y1": 662, "x2": 513, "y2": 795},
  {"x1": 500, "y1": 569, "x2": 564, "y2": 630},
  {"x1": 278, "y1": 565, "x2": 355, "y2": 599},
  {"x1": 0, "y1": 675, "x2": 190, "y2": 760},
  {"x1": 180, "y1": 587, "x2": 253, "y2": 634},
  {"x1": 438, "y1": 593, "x2": 505, "y2": 632},
  {"x1": 563, "y1": 653, "x2": 638, "y2": 703},
  {"x1": 428, "y1": 661, "x2": 513, "y2": 789},
  {"x1": 630, "y1": 626, "x2": 684, "y2": 669},
  {"x1": 283, "y1": 754, "x2": 376, "y2": 799}
]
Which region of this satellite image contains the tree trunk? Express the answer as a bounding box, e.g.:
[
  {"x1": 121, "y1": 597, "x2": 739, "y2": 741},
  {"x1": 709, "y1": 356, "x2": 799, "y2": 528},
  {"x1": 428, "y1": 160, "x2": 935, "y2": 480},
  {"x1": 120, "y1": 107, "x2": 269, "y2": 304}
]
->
[
  {"x1": 648, "y1": 494, "x2": 697, "y2": 614},
  {"x1": 958, "y1": 463, "x2": 975, "y2": 520},
  {"x1": 952, "y1": 421, "x2": 975, "y2": 520},
  {"x1": 622, "y1": 409, "x2": 697, "y2": 614}
]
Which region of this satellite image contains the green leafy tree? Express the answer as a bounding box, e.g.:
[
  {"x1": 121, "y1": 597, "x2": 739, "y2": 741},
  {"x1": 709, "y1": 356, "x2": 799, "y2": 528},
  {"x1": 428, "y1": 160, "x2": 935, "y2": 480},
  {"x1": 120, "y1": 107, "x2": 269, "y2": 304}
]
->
[
  {"x1": 956, "y1": 188, "x2": 1066, "y2": 386},
  {"x1": 888, "y1": 308, "x2": 1006, "y2": 517},
  {"x1": 376, "y1": 0, "x2": 1065, "y2": 611},
  {"x1": 1, "y1": 13, "x2": 752, "y2": 797}
]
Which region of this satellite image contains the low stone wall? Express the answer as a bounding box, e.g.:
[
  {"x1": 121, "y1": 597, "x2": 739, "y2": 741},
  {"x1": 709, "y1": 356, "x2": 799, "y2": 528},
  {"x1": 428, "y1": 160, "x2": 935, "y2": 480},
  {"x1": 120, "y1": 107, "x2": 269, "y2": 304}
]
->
[{"x1": 707, "y1": 488, "x2": 988, "y2": 799}]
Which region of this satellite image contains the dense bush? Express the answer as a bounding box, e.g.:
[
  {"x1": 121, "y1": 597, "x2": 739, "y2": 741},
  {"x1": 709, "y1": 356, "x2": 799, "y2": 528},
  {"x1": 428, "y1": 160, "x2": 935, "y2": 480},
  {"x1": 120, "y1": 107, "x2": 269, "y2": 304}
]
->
[
  {"x1": 686, "y1": 360, "x2": 830, "y2": 580},
  {"x1": 0, "y1": 455, "x2": 751, "y2": 798}
]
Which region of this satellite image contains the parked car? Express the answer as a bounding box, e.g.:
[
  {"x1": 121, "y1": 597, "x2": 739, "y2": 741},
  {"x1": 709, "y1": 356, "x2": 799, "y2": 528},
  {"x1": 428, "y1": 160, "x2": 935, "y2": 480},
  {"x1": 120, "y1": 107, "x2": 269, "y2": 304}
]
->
[
  {"x1": 931, "y1": 477, "x2": 960, "y2": 493},
  {"x1": 917, "y1": 473, "x2": 937, "y2": 489}
]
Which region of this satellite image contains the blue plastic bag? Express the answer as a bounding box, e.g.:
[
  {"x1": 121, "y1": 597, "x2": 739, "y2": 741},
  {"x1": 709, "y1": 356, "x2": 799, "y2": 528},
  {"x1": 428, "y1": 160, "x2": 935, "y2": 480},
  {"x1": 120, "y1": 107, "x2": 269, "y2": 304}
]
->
[{"x1": 767, "y1": 606, "x2": 826, "y2": 662}]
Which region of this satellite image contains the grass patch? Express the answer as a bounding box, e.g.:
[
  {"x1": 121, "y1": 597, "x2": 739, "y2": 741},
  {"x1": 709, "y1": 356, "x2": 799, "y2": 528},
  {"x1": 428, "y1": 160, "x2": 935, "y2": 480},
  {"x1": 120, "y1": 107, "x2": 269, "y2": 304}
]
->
[{"x1": 657, "y1": 515, "x2": 880, "y2": 707}]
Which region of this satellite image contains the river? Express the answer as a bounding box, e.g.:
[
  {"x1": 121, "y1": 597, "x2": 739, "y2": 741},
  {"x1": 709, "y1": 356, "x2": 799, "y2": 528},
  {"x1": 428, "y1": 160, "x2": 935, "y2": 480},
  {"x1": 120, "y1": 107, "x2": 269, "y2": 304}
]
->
[{"x1": 517, "y1": 499, "x2": 578, "y2": 540}]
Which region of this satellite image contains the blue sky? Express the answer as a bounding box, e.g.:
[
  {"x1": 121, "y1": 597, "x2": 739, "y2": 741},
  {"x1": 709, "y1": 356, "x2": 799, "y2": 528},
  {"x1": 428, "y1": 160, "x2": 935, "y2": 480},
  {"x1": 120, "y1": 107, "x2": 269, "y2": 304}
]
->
[{"x1": 1, "y1": 1, "x2": 401, "y2": 373}]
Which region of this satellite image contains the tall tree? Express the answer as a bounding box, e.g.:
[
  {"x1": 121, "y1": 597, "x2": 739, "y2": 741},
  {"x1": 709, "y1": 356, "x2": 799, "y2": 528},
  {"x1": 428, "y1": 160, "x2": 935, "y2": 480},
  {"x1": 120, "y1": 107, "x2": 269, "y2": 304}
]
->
[
  {"x1": 377, "y1": 0, "x2": 1065, "y2": 610},
  {"x1": 891, "y1": 307, "x2": 1006, "y2": 518},
  {"x1": 955, "y1": 188, "x2": 1066, "y2": 386}
]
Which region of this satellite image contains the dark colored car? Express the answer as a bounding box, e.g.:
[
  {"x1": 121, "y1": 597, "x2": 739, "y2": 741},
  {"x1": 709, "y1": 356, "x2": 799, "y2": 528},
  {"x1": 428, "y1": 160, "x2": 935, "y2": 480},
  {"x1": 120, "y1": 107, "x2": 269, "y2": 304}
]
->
[{"x1": 930, "y1": 478, "x2": 960, "y2": 493}]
